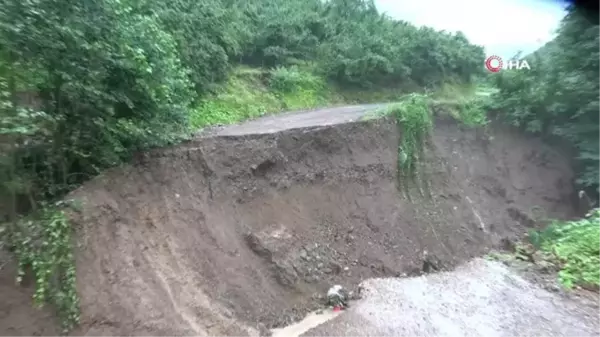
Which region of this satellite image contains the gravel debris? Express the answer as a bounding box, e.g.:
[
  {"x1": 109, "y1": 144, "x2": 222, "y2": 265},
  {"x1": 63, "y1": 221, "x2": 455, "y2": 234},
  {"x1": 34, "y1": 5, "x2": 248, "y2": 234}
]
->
[{"x1": 302, "y1": 258, "x2": 599, "y2": 336}]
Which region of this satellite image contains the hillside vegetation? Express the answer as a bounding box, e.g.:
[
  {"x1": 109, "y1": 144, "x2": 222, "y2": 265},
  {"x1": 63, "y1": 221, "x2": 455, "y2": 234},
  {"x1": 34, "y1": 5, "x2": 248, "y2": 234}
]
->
[
  {"x1": 0, "y1": 0, "x2": 598, "y2": 333},
  {"x1": 490, "y1": 6, "x2": 599, "y2": 294},
  {"x1": 0, "y1": 0, "x2": 484, "y2": 213}
]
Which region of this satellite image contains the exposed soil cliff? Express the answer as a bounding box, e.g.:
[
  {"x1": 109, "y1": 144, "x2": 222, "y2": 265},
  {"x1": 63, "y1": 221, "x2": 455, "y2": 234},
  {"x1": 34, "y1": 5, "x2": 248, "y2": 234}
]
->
[{"x1": 0, "y1": 110, "x2": 576, "y2": 335}]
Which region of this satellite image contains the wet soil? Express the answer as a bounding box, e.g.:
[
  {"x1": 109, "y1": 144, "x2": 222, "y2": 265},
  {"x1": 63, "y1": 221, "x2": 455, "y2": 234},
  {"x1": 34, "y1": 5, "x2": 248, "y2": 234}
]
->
[{"x1": 0, "y1": 105, "x2": 578, "y2": 335}]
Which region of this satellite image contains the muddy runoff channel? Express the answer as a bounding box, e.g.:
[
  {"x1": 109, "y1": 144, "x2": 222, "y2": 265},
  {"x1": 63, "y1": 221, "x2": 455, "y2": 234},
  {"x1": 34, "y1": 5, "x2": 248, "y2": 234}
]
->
[{"x1": 33, "y1": 107, "x2": 588, "y2": 335}]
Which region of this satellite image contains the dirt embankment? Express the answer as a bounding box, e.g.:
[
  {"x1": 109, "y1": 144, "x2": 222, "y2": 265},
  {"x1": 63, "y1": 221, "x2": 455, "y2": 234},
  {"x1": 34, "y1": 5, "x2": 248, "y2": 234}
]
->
[{"x1": 0, "y1": 112, "x2": 576, "y2": 335}]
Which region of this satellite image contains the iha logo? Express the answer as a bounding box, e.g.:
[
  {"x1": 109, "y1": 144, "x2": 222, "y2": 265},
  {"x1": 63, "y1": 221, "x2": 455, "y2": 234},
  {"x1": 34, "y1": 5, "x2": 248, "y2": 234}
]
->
[{"x1": 485, "y1": 55, "x2": 531, "y2": 72}]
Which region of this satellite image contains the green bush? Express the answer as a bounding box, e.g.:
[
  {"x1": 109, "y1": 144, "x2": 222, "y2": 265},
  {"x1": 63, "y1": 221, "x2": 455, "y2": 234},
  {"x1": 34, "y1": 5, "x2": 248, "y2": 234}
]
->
[
  {"x1": 191, "y1": 66, "x2": 335, "y2": 128},
  {"x1": 428, "y1": 83, "x2": 490, "y2": 127},
  {"x1": 463, "y1": 22, "x2": 599, "y2": 289},
  {"x1": 2, "y1": 206, "x2": 79, "y2": 333},
  {"x1": 191, "y1": 75, "x2": 281, "y2": 129},
  {"x1": 268, "y1": 65, "x2": 325, "y2": 93},
  {"x1": 457, "y1": 98, "x2": 488, "y2": 127},
  {"x1": 392, "y1": 94, "x2": 433, "y2": 180},
  {"x1": 491, "y1": 6, "x2": 599, "y2": 191},
  {"x1": 372, "y1": 94, "x2": 433, "y2": 196},
  {"x1": 529, "y1": 209, "x2": 600, "y2": 289}
]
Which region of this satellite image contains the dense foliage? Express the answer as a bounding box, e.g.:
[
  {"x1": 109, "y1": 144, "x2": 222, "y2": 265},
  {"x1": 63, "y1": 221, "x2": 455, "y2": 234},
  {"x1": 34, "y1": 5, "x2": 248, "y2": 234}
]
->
[
  {"x1": 490, "y1": 6, "x2": 599, "y2": 292},
  {"x1": 0, "y1": 0, "x2": 486, "y2": 219},
  {"x1": 489, "y1": 207, "x2": 599, "y2": 291},
  {"x1": 389, "y1": 95, "x2": 433, "y2": 196},
  {"x1": 529, "y1": 208, "x2": 600, "y2": 289},
  {"x1": 0, "y1": 0, "x2": 485, "y2": 330},
  {"x1": 491, "y1": 6, "x2": 599, "y2": 192},
  {"x1": 238, "y1": 0, "x2": 484, "y2": 87}
]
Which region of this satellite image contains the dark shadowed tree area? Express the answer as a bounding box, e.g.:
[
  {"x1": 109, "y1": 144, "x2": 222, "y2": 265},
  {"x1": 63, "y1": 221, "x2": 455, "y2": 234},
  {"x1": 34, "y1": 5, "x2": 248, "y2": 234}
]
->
[{"x1": 491, "y1": 5, "x2": 599, "y2": 193}]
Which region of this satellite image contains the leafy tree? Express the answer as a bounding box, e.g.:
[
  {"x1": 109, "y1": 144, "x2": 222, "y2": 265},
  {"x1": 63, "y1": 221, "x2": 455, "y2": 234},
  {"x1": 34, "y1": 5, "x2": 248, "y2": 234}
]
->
[
  {"x1": 149, "y1": 0, "x2": 246, "y2": 92},
  {"x1": 0, "y1": 0, "x2": 193, "y2": 330},
  {"x1": 491, "y1": 6, "x2": 599, "y2": 192},
  {"x1": 238, "y1": 0, "x2": 328, "y2": 67}
]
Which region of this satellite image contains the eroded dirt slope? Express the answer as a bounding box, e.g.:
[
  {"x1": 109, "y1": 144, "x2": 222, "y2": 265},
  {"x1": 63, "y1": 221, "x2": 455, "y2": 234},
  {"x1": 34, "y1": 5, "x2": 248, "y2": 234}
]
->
[{"x1": 0, "y1": 106, "x2": 576, "y2": 335}]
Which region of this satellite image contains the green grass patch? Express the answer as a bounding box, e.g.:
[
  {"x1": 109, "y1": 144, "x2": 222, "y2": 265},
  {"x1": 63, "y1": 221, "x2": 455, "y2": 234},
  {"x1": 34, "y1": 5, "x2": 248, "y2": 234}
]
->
[
  {"x1": 269, "y1": 65, "x2": 331, "y2": 110},
  {"x1": 190, "y1": 66, "x2": 336, "y2": 129},
  {"x1": 430, "y1": 82, "x2": 478, "y2": 102},
  {"x1": 368, "y1": 94, "x2": 433, "y2": 197},
  {"x1": 190, "y1": 71, "x2": 281, "y2": 129},
  {"x1": 392, "y1": 94, "x2": 433, "y2": 183},
  {"x1": 455, "y1": 99, "x2": 489, "y2": 127},
  {"x1": 430, "y1": 82, "x2": 491, "y2": 127},
  {"x1": 190, "y1": 66, "x2": 428, "y2": 131},
  {"x1": 528, "y1": 209, "x2": 600, "y2": 289}
]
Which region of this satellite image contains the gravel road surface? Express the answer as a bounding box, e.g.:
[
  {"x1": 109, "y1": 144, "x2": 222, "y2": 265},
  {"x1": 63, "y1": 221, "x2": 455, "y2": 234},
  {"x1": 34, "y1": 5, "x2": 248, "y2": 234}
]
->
[
  {"x1": 200, "y1": 104, "x2": 390, "y2": 137},
  {"x1": 301, "y1": 258, "x2": 599, "y2": 337}
]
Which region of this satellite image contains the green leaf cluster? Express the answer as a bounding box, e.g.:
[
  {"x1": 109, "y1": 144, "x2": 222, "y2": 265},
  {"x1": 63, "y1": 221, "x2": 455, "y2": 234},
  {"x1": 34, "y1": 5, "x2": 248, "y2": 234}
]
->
[
  {"x1": 491, "y1": 6, "x2": 599, "y2": 191},
  {"x1": 529, "y1": 208, "x2": 600, "y2": 289}
]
